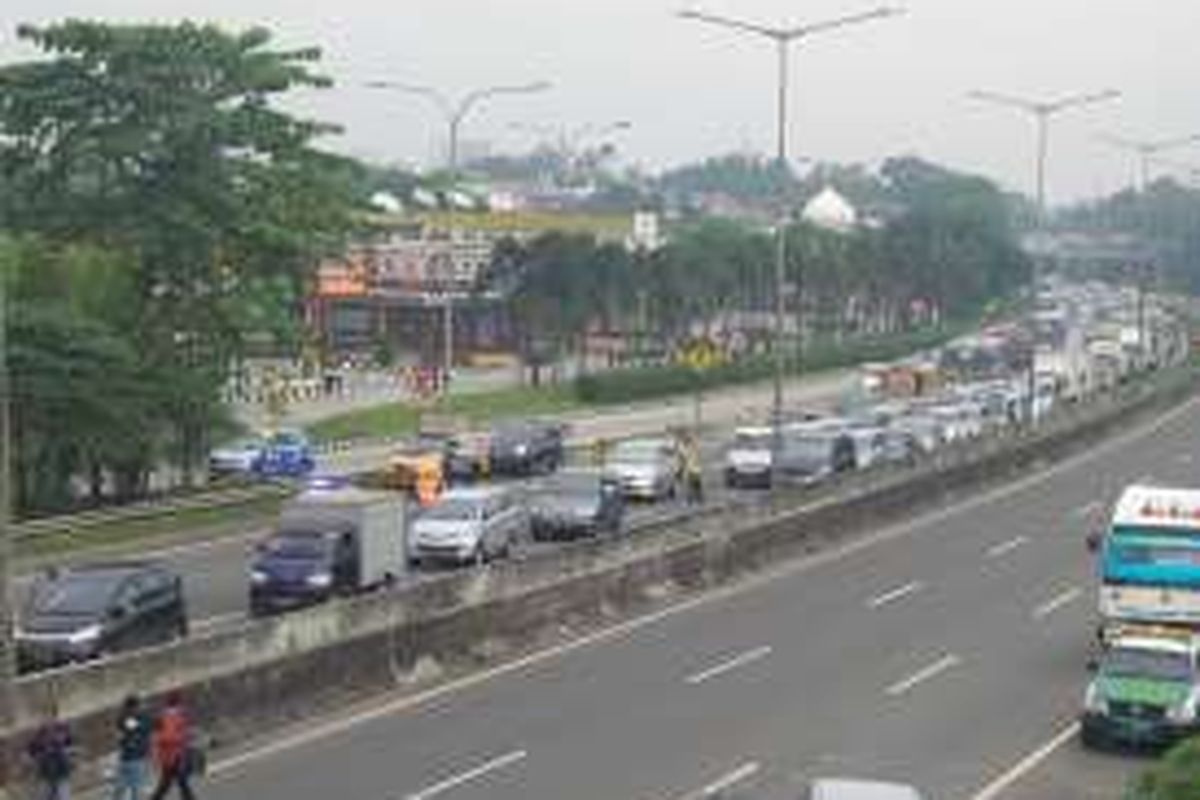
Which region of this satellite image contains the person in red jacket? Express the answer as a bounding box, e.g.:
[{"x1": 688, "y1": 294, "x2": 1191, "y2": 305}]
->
[{"x1": 149, "y1": 691, "x2": 196, "y2": 800}]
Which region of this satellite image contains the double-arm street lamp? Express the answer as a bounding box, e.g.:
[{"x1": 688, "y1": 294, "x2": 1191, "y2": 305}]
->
[
  {"x1": 967, "y1": 88, "x2": 1120, "y2": 421},
  {"x1": 678, "y1": 6, "x2": 901, "y2": 458},
  {"x1": 508, "y1": 120, "x2": 633, "y2": 185},
  {"x1": 1096, "y1": 132, "x2": 1200, "y2": 192},
  {"x1": 366, "y1": 80, "x2": 552, "y2": 387}
]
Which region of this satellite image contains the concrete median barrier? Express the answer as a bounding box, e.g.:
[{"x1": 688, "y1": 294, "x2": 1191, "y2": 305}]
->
[{"x1": 3, "y1": 367, "x2": 1196, "y2": 793}]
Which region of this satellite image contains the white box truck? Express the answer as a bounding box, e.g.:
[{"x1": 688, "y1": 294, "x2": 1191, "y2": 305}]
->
[{"x1": 250, "y1": 487, "x2": 408, "y2": 615}]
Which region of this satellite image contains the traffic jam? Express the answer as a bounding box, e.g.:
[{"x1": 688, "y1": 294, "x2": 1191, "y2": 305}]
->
[{"x1": 13, "y1": 270, "x2": 1192, "y2": 766}]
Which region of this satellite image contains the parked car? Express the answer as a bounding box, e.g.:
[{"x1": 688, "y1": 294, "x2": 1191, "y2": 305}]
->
[
  {"x1": 605, "y1": 437, "x2": 682, "y2": 501},
  {"x1": 208, "y1": 435, "x2": 266, "y2": 477},
  {"x1": 445, "y1": 431, "x2": 493, "y2": 482},
  {"x1": 878, "y1": 429, "x2": 920, "y2": 466},
  {"x1": 777, "y1": 430, "x2": 857, "y2": 484},
  {"x1": 16, "y1": 562, "x2": 187, "y2": 672},
  {"x1": 249, "y1": 487, "x2": 407, "y2": 616},
  {"x1": 383, "y1": 435, "x2": 449, "y2": 492},
  {"x1": 891, "y1": 414, "x2": 945, "y2": 455},
  {"x1": 257, "y1": 429, "x2": 316, "y2": 478},
  {"x1": 844, "y1": 425, "x2": 887, "y2": 470},
  {"x1": 724, "y1": 427, "x2": 774, "y2": 488},
  {"x1": 409, "y1": 486, "x2": 528, "y2": 567},
  {"x1": 807, "y1": 778, "x2": 925, "y2": 800},
  {"x1": 488, "y1": 421, "x2": 565, "y2": 476},
  {"x1": 530, "y1": 470, "x2": 624, "y2": 540}
]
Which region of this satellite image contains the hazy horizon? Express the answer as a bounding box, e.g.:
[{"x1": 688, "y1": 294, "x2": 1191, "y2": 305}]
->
[{"x1": 3, "y1": 0, "x2": 1196, "y2": 206}]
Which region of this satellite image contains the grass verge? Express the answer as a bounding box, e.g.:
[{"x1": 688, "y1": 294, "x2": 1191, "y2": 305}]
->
[
  {"x1": 15, "y1": 495, "x2": 287, "y2": 568},
  {"x1": 309, "y1": 383, "x2": 581, "y2": 443}
]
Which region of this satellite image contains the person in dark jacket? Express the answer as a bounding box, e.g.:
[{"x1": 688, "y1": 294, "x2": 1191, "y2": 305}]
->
[
  {"x1": 149, "y1": 691, "x2": 196, "y2": 800},
  {"x1": 112, "y1": 694, "x2": 152, "y2": 800},
  {"x1": 27, "y1": 708, "x2": 73, "y2": 800}
]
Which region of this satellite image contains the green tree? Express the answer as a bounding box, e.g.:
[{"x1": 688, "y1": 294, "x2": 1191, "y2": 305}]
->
[
  {"x1": 1126, "y1": 737, "x2": 1200, "y2": 799},
  {"x1": 0, "y1": 20, "x2": 360, "y2": 494}
]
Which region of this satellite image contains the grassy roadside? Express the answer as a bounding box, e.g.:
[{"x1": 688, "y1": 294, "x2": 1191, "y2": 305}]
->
[
  {"x1": 308, "y1": 325, "x2": 968, "y2": 445},
  {"x1": 309, "y1": 383, "x2": 581, "y2": 443},
  {"x1": 14, "y1": 495, "x2": 287, "y2": 570}
]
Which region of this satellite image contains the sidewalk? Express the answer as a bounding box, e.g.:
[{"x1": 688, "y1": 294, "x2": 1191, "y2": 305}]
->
[
  {"x1": 316, "y1": 368, "x2": 855, "y2": 475},
  {"x1": 234, "y1": 365, "x2": 524, "y2": 429}
]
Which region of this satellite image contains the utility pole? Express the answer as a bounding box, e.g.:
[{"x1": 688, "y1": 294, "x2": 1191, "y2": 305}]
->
[
  {"x1": 1096, "y1": 132, "x2": 1200, "y2": 192},
  {"x1": 0, "y1": 266, "x2": 13, "y2": 787},
  {"x1": 508, "y1": 120, "x2": 632, "y2": 187},
  {"x1": 365, "y1": 79, "x2": 551, "y2": 393},
  {"x1": 679, "y1": 5, "x2": 901, "y2": 461},
  {"x1": 1097, "y1": 139, "x2": 1200, "y2": 368},
  {"x1": 968, "y1": 88, "x2": 1120, "y2": 421}
]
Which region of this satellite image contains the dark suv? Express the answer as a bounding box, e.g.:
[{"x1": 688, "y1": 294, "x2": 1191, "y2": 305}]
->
[
  {"x1": 16, "y1": 562, "x2": 188, "y2": 672},
  {"x1": 488, "y1": 421, "x2": 565, "y2": 476}
]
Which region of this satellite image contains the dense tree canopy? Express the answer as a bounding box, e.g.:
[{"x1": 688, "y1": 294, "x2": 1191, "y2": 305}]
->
[
  {"x1": 0, "y1": 20, "x2": 360, "y2": 512},
  {"x1": 1059, "y1": 178, "x2": 1200, "y2": 291},
  {"x1": 503, "y1": 158, "x2": 1027, "y2": 364}
]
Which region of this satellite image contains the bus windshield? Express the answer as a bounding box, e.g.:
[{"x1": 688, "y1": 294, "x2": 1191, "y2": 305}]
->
[{"x1": 1103, "y1": 525, "x2": 1200, "y2": 586}]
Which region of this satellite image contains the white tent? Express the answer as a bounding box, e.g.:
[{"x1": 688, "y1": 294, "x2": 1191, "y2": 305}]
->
[{"x1": 802, "y1": 186, "x2": 858, "y2": 233}]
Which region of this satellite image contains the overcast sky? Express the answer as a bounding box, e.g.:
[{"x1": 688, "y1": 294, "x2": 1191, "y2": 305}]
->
[{"x1": 2, "y1": 0, "x2": 1196, "y2": 204}]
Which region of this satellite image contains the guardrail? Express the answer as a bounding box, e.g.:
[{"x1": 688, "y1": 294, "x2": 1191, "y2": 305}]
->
[
  {"x1": 4, "y1": 363, "x2": 1192, "y2": 792},
  {"x1": 12, "y1": 481, "x2": 295, "y2": 542}
]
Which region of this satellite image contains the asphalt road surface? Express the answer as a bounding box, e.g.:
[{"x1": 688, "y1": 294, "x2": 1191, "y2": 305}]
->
[
  {"x1": 15, "y1": 370, "x2": 858, "y2": 632},
  {"x1": 166, "y1": 393, "x2": 1200, "y2": 800},
  {"x1": 13, "y1": 432, "x2": 751, "y2": 634}
]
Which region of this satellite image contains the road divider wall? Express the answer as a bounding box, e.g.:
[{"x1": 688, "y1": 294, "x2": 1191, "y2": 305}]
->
[{"x1": 4, "y1": 367, "x2": 1196, "y2": 791}]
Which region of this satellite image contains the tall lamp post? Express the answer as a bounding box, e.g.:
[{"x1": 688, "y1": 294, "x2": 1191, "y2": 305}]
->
[
  {"x1": 1096, "y1": 133, "x2": 1200, "y2": 192},
  {"x1": 366, "y1": 80, "x2": 551, "y2": 389},
  {"x1": 1096, "y1": 135, "x2": 1200, "y2": 365},
  {"x1": 967, "y1": 88, "x2": 1120, "y2": 420},
  {"x1": 509, "y1": 120, "x2": 632, "y2": 174},
  {"x1": 678, "y1": 5, "x2": 901, "y2": 459}
]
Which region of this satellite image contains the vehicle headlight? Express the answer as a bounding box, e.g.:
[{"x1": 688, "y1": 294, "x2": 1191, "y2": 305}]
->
[
  {"x1": 1084, "y1": 683, "x2": 1109, "y2": 715},
  {"x1": 250, "y1": 569, "x2": 268, "y2": 585},
  {"x1": 67, "y1": 623, "x2": 103, "y2": 646},
  {"x1": 1168, "y1": 698, "x2": 1198, "y2": 724},
  {"x1": 514, "y1": 444, "x2": 529, "y2": 457},
  {"x1": 305, "y1": 572, "x2": 333, "y2": 589}
]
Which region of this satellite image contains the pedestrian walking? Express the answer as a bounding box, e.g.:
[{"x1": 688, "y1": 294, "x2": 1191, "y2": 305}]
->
[
  {"x1": 149, "y1": 691, "x2": 197, "y2": 800},
  {"x1": 27, "y1": 708, "x2": 73, "y2": 800},
  {"x1": 683, "y1": 435, "x2": 704, "y2": 506},
  {"x1": 112, "y1": 694, "x2": 152, "y2": 800}
]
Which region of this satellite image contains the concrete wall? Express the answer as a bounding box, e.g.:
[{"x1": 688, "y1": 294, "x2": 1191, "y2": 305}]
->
[{"x1": 5, "y1": 368, "x2": 1195, "y2": 791}]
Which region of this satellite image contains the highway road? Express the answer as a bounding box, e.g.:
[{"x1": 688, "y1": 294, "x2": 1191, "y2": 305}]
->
[
  {"x1": 184, "y1": 392, "x2": 1200, "y2": 800},
  {"x1": 14, "y1": 372, "x2": 856, "y2": 633}
]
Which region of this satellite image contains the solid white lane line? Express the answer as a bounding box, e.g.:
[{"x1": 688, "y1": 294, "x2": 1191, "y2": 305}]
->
[
  {"x1": 986, "y1": 536, "x2": 1027, "y2": 558},
  {"x1": 968, "y1": 722, "x2": 1080, "y2": 800},
  {"x1": 685, "y1": 646, "x2": 773, "y2": 685},
  {"x1": 404, "y1": 750, "x2": 527, "y2": 800},
  {"x1": 691, "y1": 762, "x2": 761, "y2": 798},
  {"x1": 1073, "y1": 500, "x2": 1102, "y2": 518},
  {"x1": 866, "y1": 581, "x2": 925, "y2": 609},
  {"x1": 210, "y1": 397, "x2": 1200, "y2": 780},
  {"x1": 885, "y1": 654, "x2": 961, "y2": 697},
  {"x1": 1032, "y1": 587, "x2": 1082, "y2": 620}
]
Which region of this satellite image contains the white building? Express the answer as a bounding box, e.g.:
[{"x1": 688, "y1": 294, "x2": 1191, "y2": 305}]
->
[{"x1": 802, "y1": 186, "x2": 858, "y2": 233}]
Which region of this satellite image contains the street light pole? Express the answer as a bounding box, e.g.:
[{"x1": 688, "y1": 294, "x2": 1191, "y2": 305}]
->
[
  {"x1": 508, "y1": 120, "x2": 633, "y2": 185},
  {"x1": 967, "y1": 88, "x2": 1120, "y2": 421},
  {"x1": 366, "y1": 80, "x2": 551, "y2": 391},
  {"x1": 1096, "y1": 135, "x2": 1200, "y2": 367},
  {"x1": 1096, "y1": 132, "x2": 1200, "y2": 192},
  {"x1": 679, "y1": 5, "x2": 901, "y2": 460}
]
